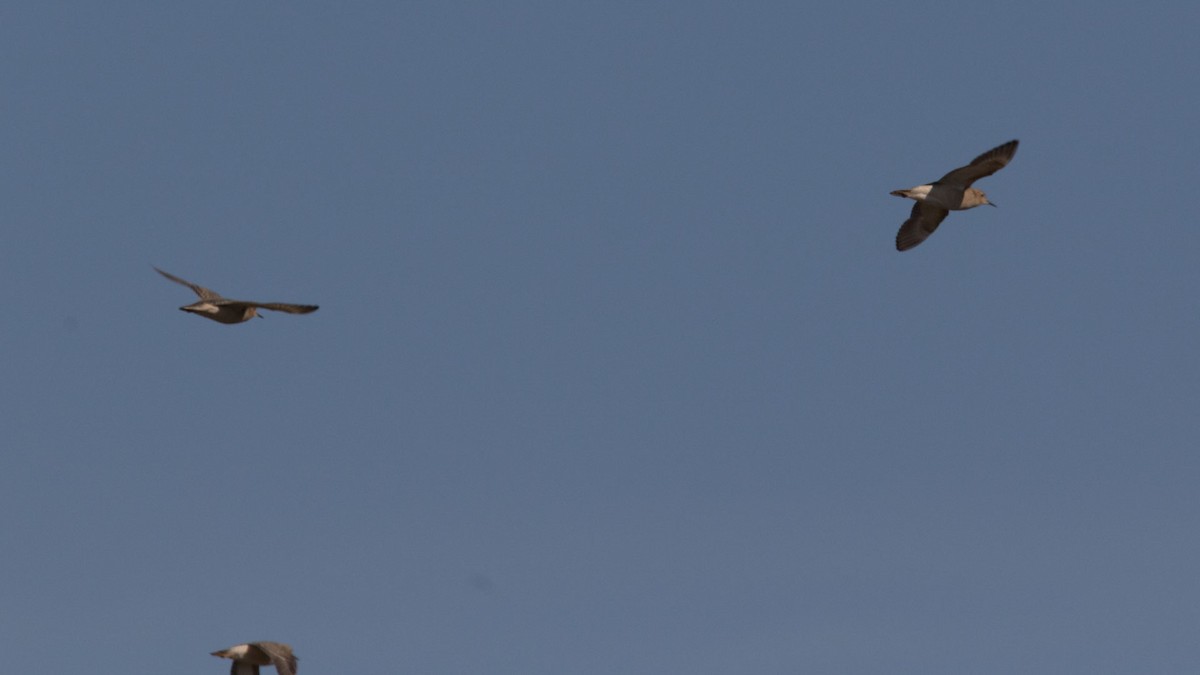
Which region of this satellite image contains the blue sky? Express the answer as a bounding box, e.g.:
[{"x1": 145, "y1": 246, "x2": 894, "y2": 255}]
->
[{"x1": 2, "y1": 2, "x2": 1199, "y2": 673}]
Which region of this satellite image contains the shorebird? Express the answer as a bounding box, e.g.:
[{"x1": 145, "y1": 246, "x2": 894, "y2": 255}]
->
[
  {"x1": 211, "y1": 642, "x2": 298, "y2": 675},
  {"x1": 891, "y1": 139, "x2": 1018, "y2": 251},
  {"x1": 155, "y1": 267, "x2": 318, "y2": 324}
]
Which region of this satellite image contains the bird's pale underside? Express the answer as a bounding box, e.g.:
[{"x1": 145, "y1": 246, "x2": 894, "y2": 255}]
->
[
  {"x1": 891, "y1": 139, "x2": 1019, "y2": 251},
  {"x1": 211, "y1": 641, "x2": 298, "y2": 675},
  {"x1": 155, "y1": 267, "x2": 318, "y2": 324}
]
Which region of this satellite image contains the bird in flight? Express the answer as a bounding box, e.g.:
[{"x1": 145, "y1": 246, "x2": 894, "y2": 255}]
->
[
  {"x1": 891, "y1": 139, "x2": 1019, "y2": 251},
  {"x1": 155, "y1": 267, "x2": 318, "y2": 324},
  {"x1": 211, "y1": 641, "x2": 298, "y2": 675}
]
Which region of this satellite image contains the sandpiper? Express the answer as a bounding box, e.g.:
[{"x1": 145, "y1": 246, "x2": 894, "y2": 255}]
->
[
  {"x1": 155, "y1": 267, "x2": 318, "y2": 324},
  {"x1": 211, "y1": 641, "x2": 298, "y2": 675},
  {"x1": 891, "y1": 139, "x2": 1018, "y2": 251}
]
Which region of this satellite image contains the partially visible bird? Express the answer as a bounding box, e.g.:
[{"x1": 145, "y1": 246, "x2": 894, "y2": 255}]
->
[
  {"x1": 155, "y1": 267, "x2": 318, "y2": 324},
  {"x1": 891, "y1": 139, "x2": 1019, "y2": 251},
  {"x1": 211, "y1": 641, "x2": 298, "y2": 675}
]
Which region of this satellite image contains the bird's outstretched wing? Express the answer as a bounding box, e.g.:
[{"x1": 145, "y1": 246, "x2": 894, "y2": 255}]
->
[
  {"x1": 255, "y1": 642, "x2": 298, "y2": 675},
  {"x1": 154, "y1": 267, "x2": 223, "y2": 300},
  {"x1": 936, "y1": 139, "x2": 1019, "y2": 188},
  {"x1": 246, "y1": 302, "x2": 319, "y2": 315},
  {"x1": 230, "y1": 661, "x2": 259, "y2": 675},
  {"x1": 896, "y1": 201, "x2": 950, "y2": 251}
]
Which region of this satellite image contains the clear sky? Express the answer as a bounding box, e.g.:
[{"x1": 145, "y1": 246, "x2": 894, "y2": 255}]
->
[{"x1": 2, "y1": 3, "x2": 1198, "y2": 673}]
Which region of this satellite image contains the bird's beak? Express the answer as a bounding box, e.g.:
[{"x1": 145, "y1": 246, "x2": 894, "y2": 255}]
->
[{"x1": 987, "y1": 201, "x2": 998, "y2": 207}]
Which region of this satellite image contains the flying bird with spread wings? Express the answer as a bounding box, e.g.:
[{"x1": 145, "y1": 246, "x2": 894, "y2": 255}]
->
[
  {"x1": 891, "y1": 139, "x2": 1019, "y2": 251},
  {"x1": 155, "y1": 267, "x2": 318, "y2": 324}
]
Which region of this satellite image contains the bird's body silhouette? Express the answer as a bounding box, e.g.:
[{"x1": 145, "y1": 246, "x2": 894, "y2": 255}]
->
[
  {"x1": 891, "y1": 140, "x2": 1019, "y2": 251},
  {"x1": 211, "y1": 642, "x2": 297, "y2": 675},
  {"x1": 155, "y1": 267, "x2": 318, "y2": 324}
]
